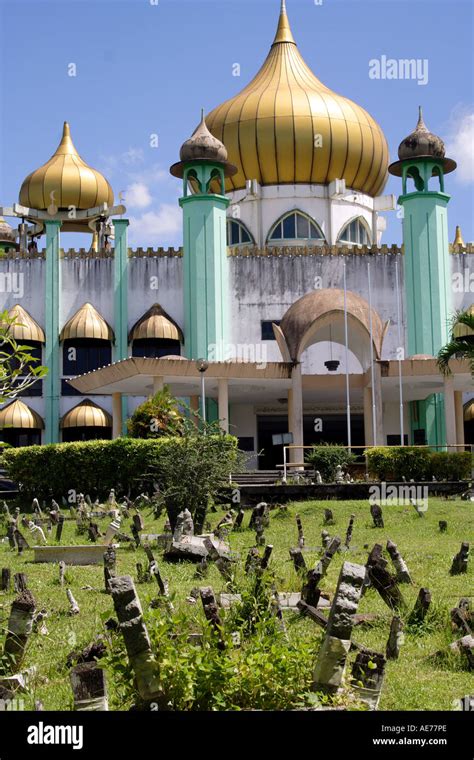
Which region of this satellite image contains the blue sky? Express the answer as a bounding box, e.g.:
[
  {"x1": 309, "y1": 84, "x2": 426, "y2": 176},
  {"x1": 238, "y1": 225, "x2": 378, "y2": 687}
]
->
[{"x1": 1, "y1": 0, "x2": 473, "y2": 248}]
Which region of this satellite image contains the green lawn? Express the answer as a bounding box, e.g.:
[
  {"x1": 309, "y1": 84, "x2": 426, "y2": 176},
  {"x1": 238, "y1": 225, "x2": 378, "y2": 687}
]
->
[{"x1": 0, "y1": 497, "x2": 472, "y2": 711}]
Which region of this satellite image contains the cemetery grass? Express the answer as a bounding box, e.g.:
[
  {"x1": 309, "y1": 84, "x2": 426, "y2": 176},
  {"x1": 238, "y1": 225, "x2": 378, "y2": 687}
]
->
[{"x1": 0, "y1": 498, "x2": 472, "y2": 711}]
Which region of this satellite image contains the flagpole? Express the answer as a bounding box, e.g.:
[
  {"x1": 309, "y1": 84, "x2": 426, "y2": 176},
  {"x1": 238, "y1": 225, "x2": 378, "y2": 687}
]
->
[
  {"x1": 343, "y1": 261, "x2": 351, "y2": 451},
  {"x1": 367, "y1": 262, "x2": 377, "y2": 446}
]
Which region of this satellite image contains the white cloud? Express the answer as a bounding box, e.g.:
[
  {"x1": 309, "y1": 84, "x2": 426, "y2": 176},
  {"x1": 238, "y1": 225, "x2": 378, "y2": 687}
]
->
[
  {"x1": 445, "y1": 109, "x2": 474, "y2": 183},
  {"x1": 124, "y1": 181, "x2": 152, "y2": 208},
  {"x1": 129, "y1": 203, "x2": 182, "y2": 245}
]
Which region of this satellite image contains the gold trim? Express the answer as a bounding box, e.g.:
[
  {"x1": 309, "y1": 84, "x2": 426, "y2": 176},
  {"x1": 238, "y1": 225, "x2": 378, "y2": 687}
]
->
[
  {"x1": 60, "y1": 399, "x2": 112, "y2": 429},
  {"x1": 3, "y1": 304, "x2": 45, "y2": 343},
  {"x1": 464, "y1": 400, "x2": 474, "y2": 422},
  {"x1": 129, "y1": 304, "x2": 184, "y2": 343},
  {"x1": 453, "y1": 225, "x2": 465, "y2": 247},
  {"x1": 0, "y1": 399, "x2": 44, "y2": 429},
  {"x1": 453, "y1": 305, "x2": 474, "y2": 339},
  {"x1": 60, "y1": 303, "x2": 114, "y2": 342}
]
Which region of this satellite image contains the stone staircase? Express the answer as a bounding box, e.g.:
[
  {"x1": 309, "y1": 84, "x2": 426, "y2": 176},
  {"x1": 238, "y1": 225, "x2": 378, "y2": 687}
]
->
[{"x1": 231, "y1": 470, "x2": 281, "y2": 486}]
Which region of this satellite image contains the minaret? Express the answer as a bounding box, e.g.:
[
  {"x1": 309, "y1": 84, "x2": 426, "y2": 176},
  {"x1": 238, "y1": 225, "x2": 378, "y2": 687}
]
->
[
  {"x1": 389, "y1": 107, "x2": 457, "y2": 446},
  {"x1": 170, "y1": 111, "x2": 237, "y2": 362}
]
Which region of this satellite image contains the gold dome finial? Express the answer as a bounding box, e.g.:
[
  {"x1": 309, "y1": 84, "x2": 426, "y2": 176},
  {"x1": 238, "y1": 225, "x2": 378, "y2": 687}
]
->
[
  {"x1": 273, "y1": 0, "x2": 295, "y2": 45},
  {"x1": 453, "y1": 225, "x2": 465, "y2": 247}
]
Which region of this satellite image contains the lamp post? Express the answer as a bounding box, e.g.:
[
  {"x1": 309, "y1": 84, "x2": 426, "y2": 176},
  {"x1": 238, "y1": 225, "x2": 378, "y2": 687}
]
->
[{"x1": 196, "y1": 358, "x2": 209, "y2": 424}]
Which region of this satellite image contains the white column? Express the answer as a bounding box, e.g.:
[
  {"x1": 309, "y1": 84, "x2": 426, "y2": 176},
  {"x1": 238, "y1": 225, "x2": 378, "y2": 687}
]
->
[
  {"x1": 217, "y1": 378, "x2": 229, "y2": 434},
  {"x1": 444, "y1": 376, "x2": 457, "y2": 451},
  {"x1": 112, "y1": 393, "x2": 122, "y2": 439},
  {"x1": 374, "y1": 363, "x2": 384, "y2": 445},
  {"x1": 454, "y1": 391, "x2": 465, "y2": 448},
  {"x1": 153, "y1": 376, "x2": 164, "y2": 394},
  {"x1": 289, "y1": 364, "x2": 303, "y2": 465}
]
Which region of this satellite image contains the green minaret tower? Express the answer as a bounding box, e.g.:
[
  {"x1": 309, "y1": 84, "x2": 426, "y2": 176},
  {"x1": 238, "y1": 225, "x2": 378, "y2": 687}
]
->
[
  {"x1": 170, "y1": 111, "x2": 237, "y2": 362},
  {"x1": 389, "y1": 108, "x2": 457, "y2": 447}
]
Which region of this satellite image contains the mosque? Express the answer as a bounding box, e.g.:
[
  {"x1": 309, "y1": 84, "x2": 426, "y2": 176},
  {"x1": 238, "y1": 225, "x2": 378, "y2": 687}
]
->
[{"x1": 0, "y1": 1, "x2": 472, "y2": 468}]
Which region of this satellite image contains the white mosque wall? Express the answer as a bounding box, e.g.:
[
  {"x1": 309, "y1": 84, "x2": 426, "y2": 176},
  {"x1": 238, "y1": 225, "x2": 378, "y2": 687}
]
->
[
  {"x1": 227, "y1": 183, "x2": 378, "y2": 246},
  {"x1": 229, "y1": 404, "x2": 259, "y2": 469}
]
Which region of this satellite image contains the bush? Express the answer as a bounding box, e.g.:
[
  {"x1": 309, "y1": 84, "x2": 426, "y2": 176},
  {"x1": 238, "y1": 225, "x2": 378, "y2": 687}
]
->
[
  {"x1": 127, "y1": 386, "x2": 185, "y2": 439},
  {"x1": 366, "y1": 447, "x2": 471, "y2": 481},
  {"x1": 429, "y1": 451, "x2": 472, "y2": 481},
  {"x1": 304, "y1": 444, "x2": 356, "y2": 482},
  {"x1": 0, "y1": 441, "x2": 11, "y2": 466}
]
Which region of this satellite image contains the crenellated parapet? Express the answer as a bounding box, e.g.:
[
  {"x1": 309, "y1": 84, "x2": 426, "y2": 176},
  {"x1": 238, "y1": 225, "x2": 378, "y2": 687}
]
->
[
  {"x1": 227, "y1": 243, "x2": 404, "y2": 257},
  {"x1": 128, "y1": 247, "x2": 183, "y2": 258},
  {"x1": 450, "y1": 243, "x2": 474, "y2": 254}
]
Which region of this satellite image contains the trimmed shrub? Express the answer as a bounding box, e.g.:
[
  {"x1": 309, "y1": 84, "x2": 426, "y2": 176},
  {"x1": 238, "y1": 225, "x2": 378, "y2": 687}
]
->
[
  {"x1": 4, "y1": 438, "x2": 185, "y2": 501},
  {"x1": 429, "y1": 451, "x2": 472, "y2": 481},
  {"x1": 365, "y1": 447, "x2": 395, "y2": 480},
  {"x1": 304, "y1": 444, "x2": 356, "y2": 482},
  {"x1": 127, "y1": 386, "x2": 185, "y2": 439},
  {"x1": 0, "y1": 441, "x2": 11, "y2": 466}
]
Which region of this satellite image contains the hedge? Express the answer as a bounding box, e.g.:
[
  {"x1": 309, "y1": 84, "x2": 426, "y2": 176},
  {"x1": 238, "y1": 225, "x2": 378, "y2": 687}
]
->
[
  {"x1": 4, "y1": 437, "x2": 237, "y2": 502},
  {"x1": 304, "y1": 444, "x2": 356, "y2": 481},
  {"x1": 366, "y1": 446, "x2": 472, "y2": 481}
]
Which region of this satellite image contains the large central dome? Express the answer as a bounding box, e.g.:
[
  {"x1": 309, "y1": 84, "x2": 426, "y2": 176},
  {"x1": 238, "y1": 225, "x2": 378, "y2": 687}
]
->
[{"x1": 206, "y1": 1, "x2": 388, "y2": 196}]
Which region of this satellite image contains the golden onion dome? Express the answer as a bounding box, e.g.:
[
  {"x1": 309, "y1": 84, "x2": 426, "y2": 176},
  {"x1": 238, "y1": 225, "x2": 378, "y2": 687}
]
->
[
  {"x1": 206, "y1": 1, "x2": 389, "y2": 196},
  {"x1": 19, "y1": 122, "x2": 114, "y2": 216}
]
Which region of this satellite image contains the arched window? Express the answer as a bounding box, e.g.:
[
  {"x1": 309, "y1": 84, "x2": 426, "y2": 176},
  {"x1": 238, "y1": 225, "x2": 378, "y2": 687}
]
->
[
  {"x1": 129, "y1": 304, "x2": 183, "y2": 359},
  {"x1": 337, "y1": 218, "x2": 371, "y2": 246},
  {"x1": 267, "y1": 211, "x2": 325, "y2": 243},
  {"x1": 227, "y1": 219, "x2": 253, "y2": 246}
]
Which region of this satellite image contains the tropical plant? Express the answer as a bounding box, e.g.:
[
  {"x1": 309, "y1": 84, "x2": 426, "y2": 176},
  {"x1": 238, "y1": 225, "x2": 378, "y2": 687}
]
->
[
  {"x1": 437, "y1": 308, "x2": 474, "y2": 376},
  {"x1": 304, "y1": 443, "x2": 356, "y2": 481},
  {"x1": 0, "y1": 309, "x2": 47, "y2": 402},
  {"x1": 127, "y1": 386, "x2": 185, "y2": 438}
]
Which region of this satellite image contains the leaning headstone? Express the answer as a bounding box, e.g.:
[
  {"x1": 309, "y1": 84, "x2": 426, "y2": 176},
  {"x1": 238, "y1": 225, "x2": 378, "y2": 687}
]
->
[
  {"x1": 289, "y1": 547, "x2": 307, "y2": 574},
  {"x1": 370, "y1": 503, "x2": 384, "y2": 529},
  {"x1": 28, "y1": 521, "x2": 47, "y2": 545},
  {"x1": 260, "y1": 544, "x2": 273, "y2": 571},
  {"x1": 351, "y1": 648, "x2": 386, "y2": 710},
  {"x1": 295, "y1": 514, "x2": 305, "y2": 548},
  {"x1": 1, "y1": 568, "x2": 11, "y2": 592},
  {"x1": 386, "y1": 539, "x2": 412, "y2": 584},
  {"x1": 14, "y1": 529, "x2": 29, "y2": 555},
  {"x1": 104, "y1": 519, "x2": 121, "y2": 546},
  {"x1": 245, "y1": 547, "x2": 261, "y2": 575},
  {"x1": 87, "y1": 523, "x2": 100, "y2": 543},
  {"x1": 234, "y1": 509, "x2": 245, "y2": 529},
  {"x1": 344, "y1": 514, "x2": 355, "y2": 549},
  {"x1": 203, "y1": 537, "x2": 233, "y2": 584},
  {"x1": 313, "y1": 536, "x2": 341, "y2": 586},
  {"x1": 67, "y1": 588, "x2": 80, "y2": 615},
  {"x1": 367, "y1": 552, "x2": 406, "y2": 611},
  {"x1": 408, "y1": 588, "x2": 431, "y2": 625},
  {"x1": 297, "y1": 599, "x2": 327, "y2": 630},
  {"x1": 214, "y1": 511, "x2": 235, "y2": 540},
  {"x1": 386, "y1": 616, "x2": 404, "y2": 660},
  {"x1": 103, "y1": 547, "x2": 116, "y2": 593},
  {"x1": 70, "y1": 662, "x2": 108, "y2": 711},
  {"x1": 0, "y1": 590, "x2": 36, "y2": 675},
  {"x1": 109, "y1": 575, "x2": 161, "y2": 701},
  {"x1": 301, "y1": 569, "x2": 321, "y2": 609},
  {"x1": 312, "y1": 561, "x2": 365, "y2": 695},
  {"x1": 450, "y1": 543, "x2": 469, "y2": 575}
]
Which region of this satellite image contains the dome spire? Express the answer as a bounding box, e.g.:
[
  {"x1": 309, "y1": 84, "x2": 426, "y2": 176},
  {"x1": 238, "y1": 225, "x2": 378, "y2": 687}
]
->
[
  {"x1": 54, "y1": 121, "x2": 78, "y2": 156},
  {"x1": 453, "y1": 225, "x2": 465, "y2": 246},
  {"x1": 416, "y1": 106, "x2": 427, "y2": 132},
  {"x1": 273, "y1": 0, "x2": 295, "y2": 45}
]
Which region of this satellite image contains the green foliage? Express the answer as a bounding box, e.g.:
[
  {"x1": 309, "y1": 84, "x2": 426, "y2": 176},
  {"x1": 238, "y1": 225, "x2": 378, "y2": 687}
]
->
[
  {"x1": 437, "y1": 309, "x2": 474, "y2": 376},
  {"x1": 0, "y1": 440, "x2": 11, "y2": 465},
  {"x1": 429, "y1": 451, "x2": 472, "y2": 481},
  {"x1": 366, "y1": 446, "x2": 471, "y2": 481},
  {"x1": 304, "y1": 443, "x2": 356, "y2": 481},
  {"x1": 127, "y1": 386, "x2": 185, "y2": 439},
  {"x1": 0, "y1": 309, "x2": 48, "y2": 402}
]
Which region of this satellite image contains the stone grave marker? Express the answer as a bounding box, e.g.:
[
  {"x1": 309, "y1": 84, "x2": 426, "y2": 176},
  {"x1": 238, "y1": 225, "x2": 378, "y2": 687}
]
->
[
  {"x1": 103, "y1": 547, "x2": 117, "y2": 593},
  {"x1": 408, "y1": 588, "x2": 431, "y2": 625},
  {"x1": 386, "y1": 539, "x2": 412, "y2": 583},
  {"x1": 370, "y1": 503, "x2": 384, "y2": 528},
  {"x1": 55, "y1": 515, "x2": 65, "y2": 543},
  {"x1": 386, "y1": 615, "x2": 404, "y2": 660},
  {"x1": 323, "y1": 508, "x2": 334, "y2": 526},
  {"x1": 438, "y1": 520, "x2": 448, "y2": 533},
  {"x1": 66, "y1": 588, "x2": 80, "y2": 615},
  {"x1": 0, "y1": 590, "x2": 36, "y2": 675},
  {"x1": 289, "y1": 547, "x2": 307, "y2": 574},
  {"x1": 58, "y1": 561, "x2": 66, "y2": 587},
  {"x1": 70, "y1": 661, "x2": 108, "y2": 711},
  {"x1": 351, "y1": 648, "x2": 386, "y2": 710},
  {"x1": 1, "y1": 568, "x2": 11, "y2": 592},
  {"x1": 200, "y1": 586, "x2": 225, "y2": 650},
  {"x1": 14, "y1": 573, "x2": 28, "y2": 593},
  {"x1": 450, "y1": 542, "x2": 469, "y2": 575},
  {"x1": 295, "y1": 514, "x2": 305, "y2": 548}
]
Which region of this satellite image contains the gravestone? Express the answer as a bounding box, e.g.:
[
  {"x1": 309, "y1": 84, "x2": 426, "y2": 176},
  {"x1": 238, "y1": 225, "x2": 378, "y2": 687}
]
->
[
  {"x1": 14, "y1": 573, "x2": 28, "y2": 593},
  {"x1": 450, "y1": 635, "x2": 474, "y2": 670},
  {"x1": 312, "y1": 536, "x2": 341, "y2": 586},
  {"x1": 28, "y1": 522, "x2": 47, "y2": 545},
  {"x1": 297, "y1": 599, "x2": 327, "y2": 630},
  {"x1": 296, "y1": 514, "x2": 305, "y2": 548},
  {"x1": 203, "y1": 538, "x2": 234, "y2": 584},
  {"x1": 104, "y1": 519, "x2": 121, "y2": 546},
  {"x1": 289, "y1": 548, "x2": 307, "y2": 574},
  {"x1": 14, "y1": 529, "x2": 29, "y2": 555},
  {"x1": 200, "y1": 586, "x2": 225, "y2": 650},
  {"x1": 321, "y1": 530, "x2": 331, "y2": 549},
  {"x1": 58, "y1": 561, "x2": 66, "y2": 587},
  {"x1": 6, "y1": 525, "x2": 16, "y2": 550},
  {"x1": 313, "y1": 561, "x2": 365, "y2": 695},
  {"x1": 245, "y1": 547, "x2": 261, "y2": 575},
  {"x1": 386, "y1": 616, "x2": 404, "y2": 660},
  {"x1": 370, "y1": 503, "x2": 384, "y2": 529},
  {"x1": 451, "y1": 599, "x2": 472, "y2": 636},
  {"x1": 70, "y1": 662, "x2": 108, "y2": 711},
  {"x1": 234, "y1": 509, "x2": 245, "y2": 529},
  {"x1": 301, "y1": 569, "x2": 321, "y2": 609},
  {"x1": 260, "y1": 544, "x2": 273, "y2": 571},
  {"x1": 0, "y1": 590, "x2": 36, "y2": 675},
  {"x1": 366, "y1": 546, "x2": 406, "y2": 611},
  {"x1": 87, "y1": 523, "x2": 100, "y2": 543},
  {"x1": 67, "y1": 588, "x2": 80, "y2": 615},
  {"x1": 56, "y1": 515, "x2": 65, "y2": 543},
  {"x1": 351, "y1": 648, "x2": 386, "y2": 710},
  {"x1": 315, "y1": 470, "x2": 323, "y2": 484},
  {"x1": 386, "y1": 540, "x2": 412, "y2": 583},
  {"x1": 109, "y1": 575, "x2": 161, "y2": 701},
  {"x1": 323, "y1": 508, "x2": 334, "y2": 526},
  {"x1": 1, "y1": 568, "x2": 11, "y2": 592},
  {"x1": 344, "y1": 514, "x2": 355, "y2": 549},
  {"x1": 103, "y1": 547, "x2": 117, "y2": 593},
  {"x1": 438, "y1": 520, "x2": 448, "y2": 533},
  {"x1": 450, "y1": 543, "x2": 469, "y2": 575},
  {"x1": 408, "y1": 588, "x2": 431, "y2": 624},
  {"x1": 174, "y1": 509, "x2": 194, "y2": 541}
]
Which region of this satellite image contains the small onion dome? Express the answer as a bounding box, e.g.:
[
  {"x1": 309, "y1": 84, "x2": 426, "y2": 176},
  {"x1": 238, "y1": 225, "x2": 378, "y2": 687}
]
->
[
  {"x1": 0, "y1": 217, "x2": 16, "y2": 243},
  {"x1": 453, "y1": 225, "x2": 465, "y2": 246},
  {"x1": 60, "y1": 399, "x2": 112, "y2": 429},
  {"x1": 3, "y1": 304, "x2": 45, "y2": 343},
  {"x1": 19, "y1": 122, "x2": 114, "y2": 229},
  {"x1": 129, "y1": 304, "x2": 183, "y2": 343},
  {"x1": 170, "y1": 111, "x2": 237, "y2": 179},
  {"x1": 464, "y1": 400, "x2": 474, "y2": 422},
  {"x1": 60, "y1": 303, "x2": 114, "y2": 342},
  {"x1": 389, "y1": 108, "x2": 456, "y2": 177},
  {"x1": 0, "y1": 399, "x2": 44, "y2": 430},
  {"x1": 453, "y1": 305, "x2": 474, "y2": 339}
]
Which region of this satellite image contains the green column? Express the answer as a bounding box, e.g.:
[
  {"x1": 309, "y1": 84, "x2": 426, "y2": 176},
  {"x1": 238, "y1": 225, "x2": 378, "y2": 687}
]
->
[
  {"x1": 113, "y1": 219, "x2": 129, "y2": 435},
  {"x1": 44, "y1": 220, "x2": 62, "y2": 444},
  {"x1": 398, "y1": 159, "x2": 452, "y2": 447},
  {"x1": 180, "y1": 162, "x2": 230, "y2": 362}
]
